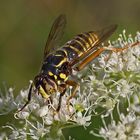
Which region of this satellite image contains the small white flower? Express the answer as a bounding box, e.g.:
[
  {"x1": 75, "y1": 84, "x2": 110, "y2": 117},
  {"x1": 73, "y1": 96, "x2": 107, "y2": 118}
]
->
[
  {"x1": 44, "y1": 115, "x2": 53, "y2": 125},
  {"x1": 15, "y1": 111, "x2": 30, "y2": 119},
  {"x1": 76, "y1": 111, "x2": 91, "y2": 126},
  {"x1": 99, "y1": 112, "x2": 140, "y2": 140},
  {"x1": 36, "y1": 105, "x2": 48, "y2": 117},
  {"x1": 0, "y1": 87, "x2": 16, "y2": 115}
]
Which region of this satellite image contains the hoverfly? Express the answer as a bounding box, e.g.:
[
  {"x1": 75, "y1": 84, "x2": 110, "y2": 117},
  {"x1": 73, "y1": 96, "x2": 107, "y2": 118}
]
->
[{"x1": 18, "y1": 15, "x2": 125, "y2": 112}]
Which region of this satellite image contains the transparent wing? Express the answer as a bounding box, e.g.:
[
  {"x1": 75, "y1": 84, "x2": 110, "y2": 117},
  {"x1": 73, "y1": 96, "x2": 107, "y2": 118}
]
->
[
  {"x1": 93, "y1": 24, "x2": 118, "y2": 45},
  {"x1": 71, "y1": 24, "x2": 118, "y2": 66},
  {"x1": 44, "y1": 14, "x2": 66, "y2": 59}
]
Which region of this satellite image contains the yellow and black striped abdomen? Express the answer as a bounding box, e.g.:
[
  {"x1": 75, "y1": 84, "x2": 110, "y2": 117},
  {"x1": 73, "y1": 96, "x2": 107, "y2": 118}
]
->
[
  {"x1": 61, "y1": 24, "x2": 118, "y2": 62},
  {"x1": 61, "y1": 31, "x2": 99, "y2": 62}
]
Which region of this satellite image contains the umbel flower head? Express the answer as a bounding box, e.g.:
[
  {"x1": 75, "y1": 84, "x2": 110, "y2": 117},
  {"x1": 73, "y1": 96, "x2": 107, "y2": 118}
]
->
[
  {"x1": 90, "y1": 31, "x2": 140, "y2": 140},
  {"x1": 0, "y1": 30, "x2": 140, "y2": 140},
  {"x1": 98, "y1": 106, "x2": 140, "y2": 140}
]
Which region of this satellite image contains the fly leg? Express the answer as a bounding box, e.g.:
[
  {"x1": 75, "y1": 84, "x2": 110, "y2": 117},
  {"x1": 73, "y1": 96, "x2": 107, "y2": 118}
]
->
[
  {"x1": 55, "y1": 84, "x2": 67, "y2": 112},
  {"x1": 74, "y1": 46, "x2": 128, "y2": 71},
  {"x1": 56, "y1": 89, "x2": 67, "y2": 112},
  {"x1": 16, "y1": 83, "x2": 33, "y2": 113}
]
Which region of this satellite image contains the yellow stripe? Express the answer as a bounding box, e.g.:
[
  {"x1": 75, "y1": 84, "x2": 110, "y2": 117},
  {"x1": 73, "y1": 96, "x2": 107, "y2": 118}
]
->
[
  {"x1": 82, "y1": 33, "x2": 93, "y2": 46},
  {"x1": 54, "y1": 75, "x2": 57, "y2": 80},
  {"x1": 54, "y1": 54, "x2": 62, "y2": 56},
  {"x1": 76, "y1": 36, "x2": 90, "y2": 50},
  {"x1": 69, "y1": 45, "x2": 83, "y2": 56},
  {"x1": 89, "y1": 32, "x2": 98, "y2": 43},
  {"x1": 88, "y1": 33, "x2": 95, "y2": 42},
  {"x1": 48, "y1": 71, "x2": 57, "y2": 80},
  {"x1": 39, "y1": 86, "x2": 50, "y2": 99},
  {"x1": 75, "y1": 39, "x2": 87, "y2": 51},
  {"x1": 48, "y1": 71, "x2": 53, "y2": 76},
  {"x1": 63, "y1": 50, "x2": 68, "y2": 56},
  {"x1": 93, "y1": 33, "x2": 98, "y2": 40},
  {"x1": 89, "y1": 33, "x2": 99, "y2": 46},
  {"x1": 55, "y1": 57, "x2": 67, "y2": 67},
  {"x1": 59, "y1": 73, "x2": 68, "y2": 81},
  {"x1": 60, "y1": 73, "x2": 66, "y2": 79},
  {"x1": 64, "y1": 76, "x2": 68, "y2": 81}
]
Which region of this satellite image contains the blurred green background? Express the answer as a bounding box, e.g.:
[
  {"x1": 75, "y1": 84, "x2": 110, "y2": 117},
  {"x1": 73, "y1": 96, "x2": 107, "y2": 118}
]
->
[{"x1": 0, "y1": 0, "x2": 140, "y2": 139}]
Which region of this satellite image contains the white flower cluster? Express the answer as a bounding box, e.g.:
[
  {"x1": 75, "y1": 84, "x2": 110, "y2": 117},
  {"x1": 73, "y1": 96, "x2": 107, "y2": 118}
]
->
[
  {"x1": 99, "y1": 108, "x2": 140, "y2": 140},
  {"x1": 2, "y1": 83, "x2": 95, "y2": 139},
  {"x1": 90, "y1": 31, "x2": 140, "y2": 140},
  {"x1": 0, "y1": 87, "x2": 16, "y2": 115},
  {"x1": 99, "y1": 30, "x2": 140, "y2": 72},
  {"x1": 0, "y1": 30, "x2": 140, "y2": 140}
]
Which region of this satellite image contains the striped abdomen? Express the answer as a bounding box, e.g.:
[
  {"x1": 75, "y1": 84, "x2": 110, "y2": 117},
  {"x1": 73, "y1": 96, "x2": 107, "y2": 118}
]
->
[
  {"x1": 61, "y1": 31, "x2": 99, "y2": 62},
  {"x1": 59, "y1": 24, "x2": 117, "y2": 63}
]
